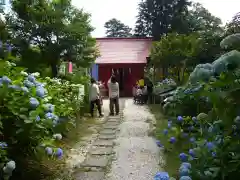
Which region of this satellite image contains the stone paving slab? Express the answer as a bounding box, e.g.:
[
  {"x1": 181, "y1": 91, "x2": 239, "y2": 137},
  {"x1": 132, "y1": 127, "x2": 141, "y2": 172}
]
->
[
  {"x1": 93, "y1": 139, "x2": 114, "y2": 147},
  {"x1": 81, "y1": 156, "x2": 109, "y2": 167},
  {"x1": 90, "y1": 147, "x2": 113, "y2": 155},
  {"x1": 104, "y1": 122, "x2": 119, "y2": 126},
  {"x1": 102, "y1": 124, "x2": 119, "y2": 129},
  {"x1": 99, "y1": 129, "x2": 116, "y2": 135},
  {"x1": 99, "y1": 134, "x2": 116, "y2": 140},
  {"x1": 74, "y1": 171, "x2": 105, "y2": 180},
  {"x1": 108, "y1": 118, "x2": 120, "y2": 122}
]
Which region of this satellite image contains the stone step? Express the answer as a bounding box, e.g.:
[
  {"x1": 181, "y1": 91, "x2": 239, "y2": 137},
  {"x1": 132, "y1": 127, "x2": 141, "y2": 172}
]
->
[
  {"x1": 93, "y1": 140, "x2": 114, "y2": 147},
  {"x1": 81, "y1": 156, "x2": 109, "y2": 168},
  {"x1": 99, "y1": 129, "x2": 116, "y2": 135},
  {"x1": 90, "y1": 147, "x2": 113, "y2": 155},
  {"x1": 98, "y1": 134, "x2": 116, "y2": 140},
  {"x1": 74, "y1": 171, "x2": 105, "y2": 180}
]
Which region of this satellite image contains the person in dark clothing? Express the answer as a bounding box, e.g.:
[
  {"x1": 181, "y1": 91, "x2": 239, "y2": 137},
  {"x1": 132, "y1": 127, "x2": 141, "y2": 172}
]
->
[
  {"x1": 89, "y1": 78, "x2": 103, "y2": 117},
  {"x1": 146, "y1": 80, "x2": 153, "y2": 104}
]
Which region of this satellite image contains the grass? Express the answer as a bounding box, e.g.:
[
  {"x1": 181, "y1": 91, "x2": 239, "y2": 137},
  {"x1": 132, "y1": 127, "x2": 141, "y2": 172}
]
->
[{"x1": 149, "y1": 104, "x2": 190, "y2": 178}]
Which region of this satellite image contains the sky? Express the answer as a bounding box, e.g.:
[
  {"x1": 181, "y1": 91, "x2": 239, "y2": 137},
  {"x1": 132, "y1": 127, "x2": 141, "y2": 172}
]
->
[{"x1": 72, "y1": 0, "x2": 240, "y2": 37}]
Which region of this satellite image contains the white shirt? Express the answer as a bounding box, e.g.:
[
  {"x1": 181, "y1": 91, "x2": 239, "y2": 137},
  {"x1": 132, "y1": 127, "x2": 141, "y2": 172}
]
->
[
  {"x1": 108, "y1": 79, "x2": 119, "y2": 98},
  {"x1": 136, "y1": 89, "x2": 142, "y2": 95},
  {"x1": 89, "y1": 83, "x2": 100, "y2": 101}
]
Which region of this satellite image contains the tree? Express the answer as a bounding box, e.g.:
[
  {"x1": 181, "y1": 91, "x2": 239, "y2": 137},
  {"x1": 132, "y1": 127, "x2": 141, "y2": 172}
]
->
[
  {"x1": 225, "y1": 12, "x2": 240, "y2": 35},
  {"x1": 134, "y1": 0, "x2": 191, "y2": 40},
  {"x1": 187, "y1": 3, "x2": 223, "y2": 35},
  {"x1": 6, "y1": 0, "x2": 98, "y2": 77},
  {"x1": 150, "y1": 33, "x2": 201, "y2": 82},
  {"x1": 104, "y1": 18, "x2": 132, "y2": 37}
]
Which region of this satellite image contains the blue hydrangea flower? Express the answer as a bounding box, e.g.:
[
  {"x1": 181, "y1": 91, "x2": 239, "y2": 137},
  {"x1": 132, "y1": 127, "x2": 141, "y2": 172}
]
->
[
  {"x1": 45, "y1": 112, "x2": 54, "y2": 119},
  {"x1": 21, "y1": 86, "x2": 29, "y2": 94},
  {"x1": 177, "y1": 116, "x2": 184, "y2": 123},
  {"x1": 206, "y1": 142, "x2": 215, "y2": 151},
  {"x1": 154, "y1": 172, "x2": 169, "y2": 180},
  {"x1": 44, "y1": 103, "x2": 54, "y2": 113},
  {"x1": 181, "y1": 162, "x2": 191, "y2": 169},
  {"x1": 212, "y1": 152, "x2": 216, "y2": 157},
  {"x1": 189, "y1": 149, "x2": 195, "y2": 157},
  {"x1": 182, "y1": 133, "x2": 188, "y2": 138},
  {"x1": 27, "y1": 75, "x2": 35, "y2": 82},
  {"x1": 156, "y1": 140, "x2": 163, "y2": 147},
  {"x1": 29, "y1": 97, "x2": 39, "y2": 109},
  {"x1": 188, "y1": 126, "x2": 194, "y2": 131},
  {"x1": 169, "y1": 137, "x2": 176, "y2": 144},
  {"x1": 55, "y1": 148, "x2": 63, "y2": 158},
  {"x1": 179, "y1": 166, "x2": 190, "y2": 176},
  {"x1": 0, "y1": 142, "x2": 8, "y2": 149},
  {"x1": 180, "y1": 176, "x2": 192, "y2": 180},
  {"x1": 2, "y1": 76, "x2": 11, "y2": 84},
  {"x1": 8, "y1": 85, "x2": 21, "y2": 90},
  {"x1": 163, "y1": 129, "x2": 168, "y2": 135},
  {"x1": 167, "y1": 123, "x2": 171, "y2": 128},
  {"x1": 36, "y1": 116, "x2": 40, "y2": 121},
  {"x1": 208, "y1": 126, "x2": 213, "y2": 133},
  {"x1": 24, "y1": 80, "x2": 34, "y2": 88},
  {"x1": 179, "y1": 153, "x2": 188, "y2": 162},
  {"x1": 45, "y1": 147, "x2": 53, "y2": 155},
  {"x1": 192, "y1": 117, "x2": 197, "y2": 122},
  {"x1": 189, "y1": 137, "x2": 195, "y2": 143},
  {"x1": 36, "y1": 86, "x2": 45, "y2": 98}
]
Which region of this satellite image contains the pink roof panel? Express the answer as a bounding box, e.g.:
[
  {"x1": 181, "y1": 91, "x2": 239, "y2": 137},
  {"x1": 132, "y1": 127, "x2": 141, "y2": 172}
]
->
[{"x1": 95, "y1": 38, "x2": 152, "y2": 64}]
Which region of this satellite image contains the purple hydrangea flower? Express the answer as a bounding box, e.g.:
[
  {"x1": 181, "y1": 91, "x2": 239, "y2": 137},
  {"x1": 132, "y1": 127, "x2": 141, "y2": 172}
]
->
[
  {"x1": 206, "y1": 142, "x2": 215, "y2": 151},
  {"x1": 189, "y1": 137, "x2": 195, "y2": 143},
  {"x1": 156, "y1": 140, "x2": 163, "y2": 148},
  {"x1": 177, "y1": 116, "x2": 184, "y2": 122},
  {"x1": 181, "y1": 162, "x2": 191, "y2": 169},
  {"x1": 169, "y1": 137, "x2": 176, "y2": 144},
  {"x1": 154, "y1": 172, "x2": 169, "y2": 180},
  {"x1": 163, "y1": 129, "x2": 168, "y2": 135},
  {"x1": 179, "y1": 153, "x2": 188, "y2": 162},
  {"x1": 55, "y1": 148, "x2": 63, "y2": 158},
  {"x1": 29, "y1": 97, "x2": 39, "y2": 109},
  {"x1": 189, "y1": 149, "x2": 195, "y2": 157},
  {"x1": 179, "y1": 167, "x2": 190, "y2": 176},
  {"x1": 180, "y1": 176, "x2": 192, "y2": 180}
]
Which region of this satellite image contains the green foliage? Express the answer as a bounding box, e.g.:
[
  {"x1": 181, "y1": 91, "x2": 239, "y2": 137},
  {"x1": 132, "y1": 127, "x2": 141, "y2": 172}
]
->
[
  {"x1": 6, "y1": 0, "x2": 97, "y2": 76},
  {"x1": 150, "y1": 33, "x2": 201, "y2": 67},
  {"x1": 104, "y1": 18, "x2": 132, "y2": 37},
  {"x1": 0, "y1": 59, "x2": 86, "y2": 179}
]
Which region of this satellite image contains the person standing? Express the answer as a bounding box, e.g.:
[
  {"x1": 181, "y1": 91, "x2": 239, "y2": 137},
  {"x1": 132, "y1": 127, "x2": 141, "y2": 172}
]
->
[
  {"x1": 89, "y1": 78, "x2": 103, "y2": 118},
  {"x1": 107, "y1": 75, "x2": 120, "y2": 115}
]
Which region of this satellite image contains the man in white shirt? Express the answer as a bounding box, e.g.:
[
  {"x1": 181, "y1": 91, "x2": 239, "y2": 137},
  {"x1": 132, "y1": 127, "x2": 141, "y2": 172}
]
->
[
  {"x1": 107, "y1": 75, "x2": 119, "y2": 115},
  {"x1": 89, "y1": 78, "x2": 103, "y2": 117}
]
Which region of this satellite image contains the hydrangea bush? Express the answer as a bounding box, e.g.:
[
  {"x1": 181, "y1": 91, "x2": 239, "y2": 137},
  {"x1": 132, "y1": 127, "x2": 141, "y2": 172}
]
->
[
  {"x1": 155, "y1": 50, "x2": 240, "y2": 178},
  {"x1": 154, "y1": 78, "x2": 177, "y2": 94},
  {"x1": 0, "y1": 60, "x2": 85, "y2": 179}
]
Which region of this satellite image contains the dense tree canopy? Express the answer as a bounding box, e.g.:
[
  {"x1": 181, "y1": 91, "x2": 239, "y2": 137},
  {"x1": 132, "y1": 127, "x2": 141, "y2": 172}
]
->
[
  {"x1": 5, "y1": 0, "x2": 98, "y2": 77},
  {"x1": 134, "y1": 0, "x2": 191, "y2": 40},
  {"x1": 104, "y1": 18, "x2": 132, "y2": 37}
]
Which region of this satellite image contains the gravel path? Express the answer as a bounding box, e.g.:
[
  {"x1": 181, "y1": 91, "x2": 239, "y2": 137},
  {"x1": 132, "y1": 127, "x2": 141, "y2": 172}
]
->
[{"x1": 104, "y1": 99, "x2": 164, "y2": 180}]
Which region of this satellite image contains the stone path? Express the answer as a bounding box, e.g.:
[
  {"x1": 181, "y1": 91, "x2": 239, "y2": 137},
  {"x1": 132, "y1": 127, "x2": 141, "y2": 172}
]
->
[{"x1": 73, "y1": 98, "x2": 164, "y2": 180}]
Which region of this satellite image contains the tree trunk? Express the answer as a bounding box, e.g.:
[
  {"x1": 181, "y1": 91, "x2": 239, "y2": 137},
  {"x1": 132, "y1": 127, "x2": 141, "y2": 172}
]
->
[{"x1": 51, "y1": 63, "x2": 58, "y2": 77}]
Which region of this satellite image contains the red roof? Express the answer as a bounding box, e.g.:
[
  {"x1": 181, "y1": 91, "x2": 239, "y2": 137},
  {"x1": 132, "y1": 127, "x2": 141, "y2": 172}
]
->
[{"x1": 95, "y1": 37, "x2": 152, "y2": 64}]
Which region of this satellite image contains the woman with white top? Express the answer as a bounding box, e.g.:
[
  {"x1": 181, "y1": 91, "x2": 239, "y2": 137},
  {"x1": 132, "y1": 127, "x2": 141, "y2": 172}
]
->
[{"x1": 89, "y1": 78, "x2": 103, "y2": 118}]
